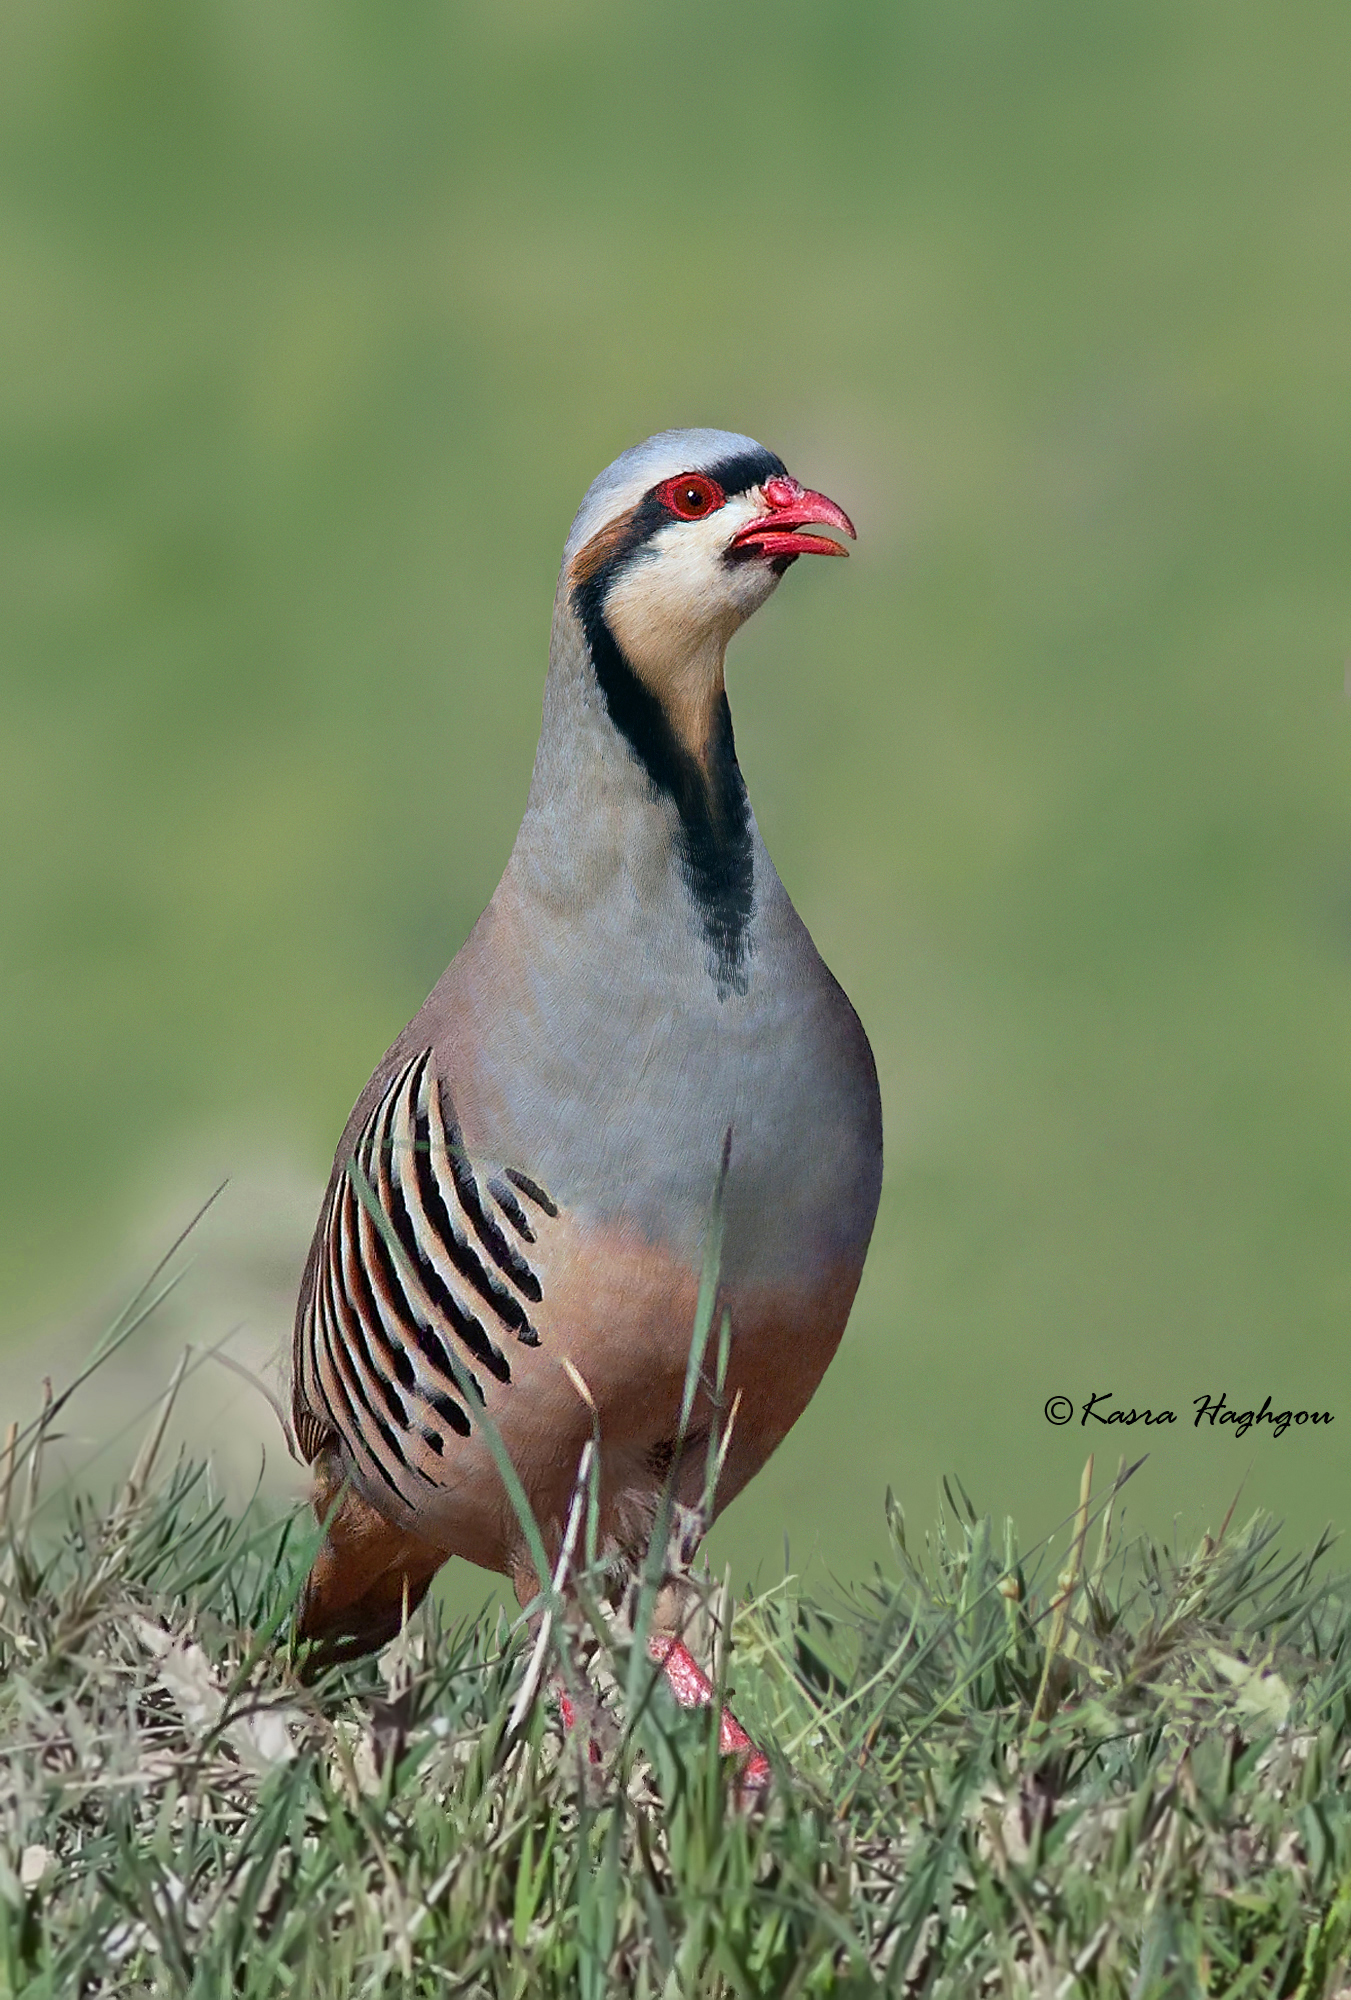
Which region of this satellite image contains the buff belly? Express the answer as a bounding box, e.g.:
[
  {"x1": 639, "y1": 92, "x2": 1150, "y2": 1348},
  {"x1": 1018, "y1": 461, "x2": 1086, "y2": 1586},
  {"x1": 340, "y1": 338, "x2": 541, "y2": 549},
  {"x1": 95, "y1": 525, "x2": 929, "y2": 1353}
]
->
[{"x1": 332, "y1": 1206, "x2": 867, "y2": 1595}]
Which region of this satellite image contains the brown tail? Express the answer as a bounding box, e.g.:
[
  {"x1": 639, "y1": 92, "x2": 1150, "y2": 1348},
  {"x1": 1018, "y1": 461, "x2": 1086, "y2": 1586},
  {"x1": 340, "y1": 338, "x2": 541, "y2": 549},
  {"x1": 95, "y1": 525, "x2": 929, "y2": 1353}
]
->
[{"x1": 296, "y1": 1452, "x2": 448, "y2": 1667}]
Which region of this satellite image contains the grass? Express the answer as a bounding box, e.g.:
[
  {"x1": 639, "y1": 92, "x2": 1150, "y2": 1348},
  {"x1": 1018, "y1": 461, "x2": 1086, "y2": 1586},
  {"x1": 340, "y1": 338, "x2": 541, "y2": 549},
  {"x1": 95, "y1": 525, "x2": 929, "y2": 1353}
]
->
[{"x1": 4, "y1": 1334, "x2": 1351, "y2": 1997}]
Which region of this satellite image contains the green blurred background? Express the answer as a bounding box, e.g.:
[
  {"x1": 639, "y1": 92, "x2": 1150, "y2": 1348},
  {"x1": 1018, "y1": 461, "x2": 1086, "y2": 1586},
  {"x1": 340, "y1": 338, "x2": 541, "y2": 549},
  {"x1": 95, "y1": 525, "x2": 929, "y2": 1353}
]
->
[{"x1": 4, "y1": 0, "x2": 1350, "y2": 1606}]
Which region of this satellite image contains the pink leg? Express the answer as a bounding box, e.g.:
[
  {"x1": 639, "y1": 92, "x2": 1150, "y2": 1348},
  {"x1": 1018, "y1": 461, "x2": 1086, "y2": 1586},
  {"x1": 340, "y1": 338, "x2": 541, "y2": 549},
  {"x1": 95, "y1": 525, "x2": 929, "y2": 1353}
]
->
[
  {"x1": 647, "y1": 1635, "x2": 772, "y2": 1795},
  {"x1": 555, "y1": 1685, "x2": 605, "y2": 1764}
]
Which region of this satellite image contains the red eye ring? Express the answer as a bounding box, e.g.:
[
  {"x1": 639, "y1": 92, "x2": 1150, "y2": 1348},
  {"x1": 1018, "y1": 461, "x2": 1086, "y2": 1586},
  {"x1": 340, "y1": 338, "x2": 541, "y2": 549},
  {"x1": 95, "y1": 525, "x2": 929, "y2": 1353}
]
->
[{"x1": 656, "y1": 472, "x2": 725, "y2": 521}]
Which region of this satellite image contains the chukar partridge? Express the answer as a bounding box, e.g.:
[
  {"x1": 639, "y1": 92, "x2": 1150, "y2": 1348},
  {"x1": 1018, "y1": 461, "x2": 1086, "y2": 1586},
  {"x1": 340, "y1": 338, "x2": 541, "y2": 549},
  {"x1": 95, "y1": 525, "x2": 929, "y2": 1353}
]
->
[{"x1": 292, "y1": 430, "x2": 883, "y2": 1755}]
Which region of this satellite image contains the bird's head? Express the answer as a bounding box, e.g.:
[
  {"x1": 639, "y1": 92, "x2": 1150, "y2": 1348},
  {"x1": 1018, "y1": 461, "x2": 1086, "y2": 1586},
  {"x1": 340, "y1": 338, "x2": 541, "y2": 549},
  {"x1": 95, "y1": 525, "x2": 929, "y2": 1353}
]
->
[{"x1": 562, "y1": 429, "x2": 854, "y2": 759}]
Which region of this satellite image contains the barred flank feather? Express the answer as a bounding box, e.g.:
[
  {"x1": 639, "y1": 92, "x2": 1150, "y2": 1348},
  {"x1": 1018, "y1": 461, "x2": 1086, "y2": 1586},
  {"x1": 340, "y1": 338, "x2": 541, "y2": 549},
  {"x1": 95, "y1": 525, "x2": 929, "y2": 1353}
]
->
[{"x1": 294, "y1": 1051, "x2": 550, "y2": 1511}]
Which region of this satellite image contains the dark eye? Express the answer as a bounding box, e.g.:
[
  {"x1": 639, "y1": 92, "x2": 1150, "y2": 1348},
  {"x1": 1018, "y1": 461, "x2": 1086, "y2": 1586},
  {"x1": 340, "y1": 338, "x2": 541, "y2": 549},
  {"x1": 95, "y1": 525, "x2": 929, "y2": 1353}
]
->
[{"x1": 656, "y1": 472, "x2": 725, "y2": 521}]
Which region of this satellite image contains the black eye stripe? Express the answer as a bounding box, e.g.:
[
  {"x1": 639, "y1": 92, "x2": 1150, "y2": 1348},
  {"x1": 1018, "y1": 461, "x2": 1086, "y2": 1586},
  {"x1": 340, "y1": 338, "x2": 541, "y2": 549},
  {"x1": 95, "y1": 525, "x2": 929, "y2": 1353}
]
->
[
  {"x1": 655, "y1": 449, "x2": 786, "y2": 520},
  {"x1": 578, "y1": 447, "x2": 789, "y2": 601},
  {"x1": 695, "y1": 447, "x2": 787, "y2": 500}
]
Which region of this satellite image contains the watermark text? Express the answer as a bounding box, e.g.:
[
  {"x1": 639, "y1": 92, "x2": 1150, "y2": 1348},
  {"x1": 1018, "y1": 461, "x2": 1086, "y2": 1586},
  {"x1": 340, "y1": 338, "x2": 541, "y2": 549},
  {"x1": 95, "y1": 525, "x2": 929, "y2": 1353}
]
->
[{"x1": 1043, "y1": 1391, "x2": 1333, "y2": 1438}]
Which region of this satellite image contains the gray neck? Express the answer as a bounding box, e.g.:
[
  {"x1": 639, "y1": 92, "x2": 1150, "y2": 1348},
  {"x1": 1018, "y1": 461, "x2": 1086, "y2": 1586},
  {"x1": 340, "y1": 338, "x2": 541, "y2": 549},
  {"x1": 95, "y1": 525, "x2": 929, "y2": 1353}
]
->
[
  {"x1": 444, "y1": 596, "x2": 872, "y2": 1279},
  {"x1": 511, "y1": 591, "x2": 758, "y2": 995}
]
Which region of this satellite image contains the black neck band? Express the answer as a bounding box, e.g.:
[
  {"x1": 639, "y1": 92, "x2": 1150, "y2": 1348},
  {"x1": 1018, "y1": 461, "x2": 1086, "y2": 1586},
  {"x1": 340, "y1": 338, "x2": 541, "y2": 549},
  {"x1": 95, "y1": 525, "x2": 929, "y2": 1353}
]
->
[
  {"x1": 566, "y1": 447, "x2": 787, "y2": 997},
  {"x1": 572, "y1": 582, "x2": 753, "y2": 1000}
]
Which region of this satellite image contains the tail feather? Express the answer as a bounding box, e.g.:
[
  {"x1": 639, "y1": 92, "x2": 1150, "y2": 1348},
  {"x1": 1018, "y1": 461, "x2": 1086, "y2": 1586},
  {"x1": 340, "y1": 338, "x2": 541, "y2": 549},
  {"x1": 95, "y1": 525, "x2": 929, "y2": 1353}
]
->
[{"x1": 297, "y1": 1451, "x2": 447, "y2": 1667}]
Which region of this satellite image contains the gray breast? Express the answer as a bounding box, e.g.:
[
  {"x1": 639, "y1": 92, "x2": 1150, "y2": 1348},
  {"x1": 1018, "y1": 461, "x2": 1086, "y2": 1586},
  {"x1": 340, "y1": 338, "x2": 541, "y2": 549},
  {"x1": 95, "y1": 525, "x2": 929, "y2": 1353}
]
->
[{"x1": 439, "y1": 828, "x2": 882, "y2": 1289}]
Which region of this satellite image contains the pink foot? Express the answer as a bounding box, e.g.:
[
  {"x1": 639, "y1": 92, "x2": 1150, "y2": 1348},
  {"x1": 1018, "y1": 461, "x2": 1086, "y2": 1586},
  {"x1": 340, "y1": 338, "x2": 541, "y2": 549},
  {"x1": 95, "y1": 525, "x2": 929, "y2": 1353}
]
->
[
  {"x1": 555, "y1": 1687, "x2": 605, "y2": 1764},
  {"x1": 647, "y1": 1635, "x2": 772, "y2": 1795}
]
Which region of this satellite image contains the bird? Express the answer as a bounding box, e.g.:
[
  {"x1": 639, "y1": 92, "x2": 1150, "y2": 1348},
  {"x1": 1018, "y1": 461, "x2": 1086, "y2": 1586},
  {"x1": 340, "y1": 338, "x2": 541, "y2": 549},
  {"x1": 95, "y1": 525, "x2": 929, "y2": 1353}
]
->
[{"x1": 290, "y1": 428, "x2": 883, "y2": 1777}]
